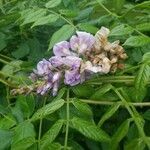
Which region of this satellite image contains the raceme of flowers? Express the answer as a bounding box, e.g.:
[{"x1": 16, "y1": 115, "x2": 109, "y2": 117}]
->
[{"x1": 12, "y1": 27, "x2": 128, "y2": 96}]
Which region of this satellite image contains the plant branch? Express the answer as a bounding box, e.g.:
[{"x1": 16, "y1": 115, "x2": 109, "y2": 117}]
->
[
  {"x1": 113, "y1": 88, "x2": 150, "y2": 148},
  {"x1": 47, "y1": 10, "x2": 77, "y2": 30},
  {"x1": 80, "y1": 99, "x2": 150, "y2": 107},
  {"x1": 120, "y1": 1, "x2": 150, "y2": 19},
  {"x1": 96, "y1": 0, "x2": 119, "y2": 18},
  {"x1": 85, "y1": 75, "x2": 135, "y2": 83}
]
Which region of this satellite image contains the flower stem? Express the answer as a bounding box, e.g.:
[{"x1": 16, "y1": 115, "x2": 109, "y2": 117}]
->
[
  {"x1": 85, "y1": 75, "x2": 135, "y2": 84},
  {"x1": 47, "y1": 10, "x2": 77, "y2": 30},
  {"x1": 80, "y1": 99, "x2": 150, "y2": 107},
  {"x1": 64, "y1": 89, "x2": 70, "y2": 150},
  {"x1": 96, "y1": 0, "x2": 118, "y2": 18}
]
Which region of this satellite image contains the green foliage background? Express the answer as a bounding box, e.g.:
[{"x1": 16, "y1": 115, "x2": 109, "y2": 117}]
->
[{"x1": 0, "y1": 0, "x2": 150, "y2": 149}]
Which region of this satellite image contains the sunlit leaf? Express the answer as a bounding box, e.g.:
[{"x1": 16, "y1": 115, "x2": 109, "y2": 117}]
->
[
  {"x1": 142, "y1": 52, "x2": 150, "y2": 63},
  {"x1": 124, "y1": 138, "x2": 145, "y2": 150},
  {"x1": 110, "y1": 24, "x2": 133, "y2": 36},
  {"x1": 21, "y1": 9, "x2": 47, "y2": 25},
  {"x1": 77, "y1": 23, "x2": 99, "y2": 34},
  {"x1": 45, "y1": 0, "x2": 62, "y2": 8},
  {"x1": 11, "y1": 137, "x2": 35, "y2": 150},
  {"x1": 12, "y1": 121, "x2": 35, "y2": 145},
  {"x1": 31, "y1": 99, "x2": 65, "y2": 121},
  {"x1": 135, "y1": 64, "x2": 150, "y2": 101},
  {"x1": 31, "y1": 14, "x2": 59, "y2": 28},
  {"x1": 48, "y1": 24, "x2": 75, "y2": 50},
  {"x1": 136, "y1": 23, "x2": 150, "y2": 32},
  {"x1": 124, "y1": 36, "x2": 150, "y2": 47}
]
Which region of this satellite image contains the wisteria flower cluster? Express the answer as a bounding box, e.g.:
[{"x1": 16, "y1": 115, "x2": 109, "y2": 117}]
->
[{"x1": 12, "y1": 27, "x2": 127, "y2": 96}]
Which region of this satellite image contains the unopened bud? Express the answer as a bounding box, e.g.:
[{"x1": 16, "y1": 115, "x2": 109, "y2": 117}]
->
[
  {"x1": 120, "y1": 53, "x2": 128, "y2": 59},
  {"x1": 111, "y1": 57, "x2": 118, "y2": 64}
]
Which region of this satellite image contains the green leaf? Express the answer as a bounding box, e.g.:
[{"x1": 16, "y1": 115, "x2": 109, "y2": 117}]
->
[
  {"x1": 11, "y1": 137, "x2": 35, "y2": 150},
  {"x1": 40, "y1": 142, "x2": 62, "y2": 150},
  {"x1": 72, "y1": 84, "x2": 94, "y2": 98},
  {"x1": 136, "y1": 23, "x2": 150, "y2": 32},
  {"x1": 131, "y1": 48, "x2": 142, "y2": 63},
  {"x1": 142, "y1": 52, "x2": 150, "y2": 63},
  {"x1": 77, "y1": 23, "x2": 99, "y2": 34},
  {"x1": 17, "y1": 95, "x2": 35, "y2": 119},
  {"x1": 45, "y1": 0, "x2": 62, "y2": 8},
  {"x1": 41, "y1": 119, "x2": 64, "y2": 143},
  {"x1": 124, "y1": 36, "x2": 150, "y2": 47},
  {"x1": 71, "y1": 117, "x2": 110, "y2": 142},
  {"x1": 52, "y1": 87, "x2": 66, "y2": 102},
  {"x1": 124, "y1": 138, "x2": 145, "y2": 150},
  {"x1": 0, "y1": 129, "x2": 13, "y2": 150},
  {"x1": 143, "y1": 109, "x2": 150, "y2": 121},
  {"x1": 72, "y1": 100, "x2": 93, "y2": 117},
  {"x1": 0, "y1": 115, "x2": 16, "y2": 129},
  {"x1": 27, "y1": 38, "x2": 44, "y2": 61},
  {"x1": 76, "y1": 7, "x2": 93, "y2": 20},
  {"x1": 48, "y1": 24, "x2": 75, "y2": 50},
  {"x1": 113, "y1": 0, "x2": 125, "y2": 13},
  {"x1": 98, "y1": 103, "x2": 120, "y2": 127},
  {"x1": 110, "y1": 24, "x2": 133, "y2": 36},
  {"x1": 59, "y1": 9, "x2": 78, "y2": 17},
  {"x1": 21, "y1": 9, "x2": 47, "y2": 25},
  {"x1": 135, "y1": 64, "x2": 150, "y2": 101},
  {"x1": 11, "y1": 42, "x2": 30, "y2": 59},
  {"x1": 12, "y1": 121, "x2": 36, "y2": 145},
  {"x1": 31, "y1": 99, "x2": 65, "y2": 121},
  {"x1": 40, "y1": 120, "x2": 64, "y2": 149},
  {"x1": 68, "y1": 140, "x2": 84, "y2": 150},
  {"x1": 111, "y1": 119, "x2": 132, "y2": 150},
  {"x1": 90, "y1": 84, "x2": 113, "y2": 100},
  {"x1": 0, "y1": 32, "x2": 7, "y2": 51},
  {"x1": 1, "y1": 60, "x2": 22, "y2": 76},
  {"x1": 31, "y1": 14, "x2": 59, "y2": 28}
]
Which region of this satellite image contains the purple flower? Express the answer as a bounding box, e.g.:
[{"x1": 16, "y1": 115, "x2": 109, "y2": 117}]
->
[
  {"x1": 52, "y1": 82, "x2": 59, "y2": 96},
  {"x1": 52, "y1": 72, "x2": 61, "y2": 96},
  {"x1": 37, "y1": 82, "x2": 53, "y2": 95},
  {"x1": 70, "y1": 31, "x2": 95, "y2": 54},
  {"x1": 29, "y1": 73, "x2": 37, "y2": 81},
  {"x1": 52, "y1": 72, "x2": 61, "y2": 83},
  {"x1": 53, "y1": 41, "x2": 72, "y2": 56},
  {"x1": 82, "y1": 61, "x2": 102, "y2": 73},
  {"x1": 64, "y1": 69, "x2": 81, "y2": 86},
  {"x1": 35, "y1": 59, "x2": 51, "y2": 75},
  {"x1": 49, "y1": 56, "x2": 63, "y2": 67},
  {"x1": 37, "y1": 72, "x2": 61, "y2": 96},
  {"x1": 64, "y1": 56, "x2": 82, "y2": 70}
]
